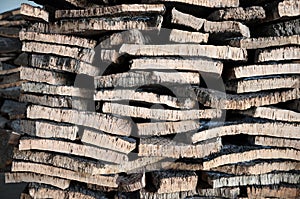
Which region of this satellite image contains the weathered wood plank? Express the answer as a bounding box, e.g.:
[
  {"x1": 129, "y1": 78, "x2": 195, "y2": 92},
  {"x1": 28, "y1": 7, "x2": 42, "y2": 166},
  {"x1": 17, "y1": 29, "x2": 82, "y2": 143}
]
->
[
  {"x1": 151, "y1": 171, "x2": 198, "y2": 193},
  {"x1": 191, "y1": 121, "x2": 300, "y2": 143},
  {"x1": 81, "y1": 129, "x2": 136, "y2": 154},
  {"x1": 20, "y1": 3, "x2": 49, "y2": 22},
  {"x1": 20, "y1": 31, "x2": 97, "y2": 49},
  {"x1": 19, "y1": 120, "x2": 78, "y2": 140},
  {"x1": 226, "y1": 63, "x2": 300, "y2": 80},
  {"x1": 130, "y1": 57, "x2": 223, "y2": 76},
  {"x1": 195, "y1": 87, "x2": 300, "y2": 110},
  {"x1": 95, "y1": 71, "x2": 200, "y2": 88},
  {"x1": 203, "y1": 148, "x2": 300, "y2": 170},
  {"x1": 140, "y1": 189, "x2": 194, "y2": 199},
  {"x1": 27, "y1": 105, "x2": 132, "y2": 136},
  {"x1": 230, "y1": 35, "x2": 300, "y2": 49},
  {"x1": 120, "y1": 44, "x2": 247, "y2": 61},
  {"x1": 102, "y1": 102, "x2": 221, "y2": 121},
  {"x1": 240, "y1": 106, "x2": 300, "y2": 122},
  {"x1": 226, "y1": 75, "x2": 300, "y2": 93},
  {"x1": 5, "y1": 172, "x2": 70, "y2": 189},
  {"x1": 94, "y1": 89, "x2": 196, "y2": 109},
  {"x1": 137, "y1": 120, "x2": 200, "y2": 136},
  {"x1": 139, "y1": 137, "x2": 222, "y2": 159},
  {"x1": 255, "y1": 46, "x2": 300, "y2": 63},
  {"x1": 55, "y1": 4, "x2": 166, "y2": 19},
  {"x1": 12, "y1": 162, "x2": 118, "y2": 188},
  {"x1": 208, "y1": 6, "x2": 265, "y2": 22},
  {"x1": 19, "y1": 138, "x2": 128, "y2": 164}
]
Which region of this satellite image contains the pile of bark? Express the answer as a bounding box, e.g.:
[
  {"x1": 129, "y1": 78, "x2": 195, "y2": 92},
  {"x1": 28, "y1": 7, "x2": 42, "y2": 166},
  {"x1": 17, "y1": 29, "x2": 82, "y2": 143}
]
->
[
  {"x1": 0, "y1": 8, "x2": 27, "y2": 172},
  {"x1": 2, "y1": 0, "x2": 300, "y2": 198}
]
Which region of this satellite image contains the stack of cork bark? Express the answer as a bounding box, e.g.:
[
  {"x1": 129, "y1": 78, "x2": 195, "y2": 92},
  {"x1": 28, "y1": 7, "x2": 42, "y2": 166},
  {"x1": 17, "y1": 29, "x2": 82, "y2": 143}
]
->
[
  {"x1": 0, "y1": 8, "x2": 26, "y2": 172},
  {"x1": 3, "y1": 0, "x2": 300, "y2": 198}
]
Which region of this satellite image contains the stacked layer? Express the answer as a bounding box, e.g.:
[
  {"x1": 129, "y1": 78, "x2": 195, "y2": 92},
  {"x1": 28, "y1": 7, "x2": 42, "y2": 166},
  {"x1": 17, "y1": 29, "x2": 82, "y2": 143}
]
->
[{"x1": 3, "y1": 0, "x2": 300, "y2": 198}]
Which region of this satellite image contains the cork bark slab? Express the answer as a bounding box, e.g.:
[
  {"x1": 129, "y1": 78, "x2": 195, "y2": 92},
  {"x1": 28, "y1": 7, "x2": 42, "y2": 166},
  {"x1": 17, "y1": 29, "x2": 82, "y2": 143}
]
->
[
  {"x1": 0, "y1": 67, "x2": 20, "y2": 75},
  {"x1": 203, "y1": 20, "x2": 250, "y2": 38},
  {"x1": 0, "y1": 87, "x2": 20, "y2": 101},
  {"x1": 55, "y1": 4, "x2": 166, "y2": 19},
  {"x1": 81, "y1": 129, "x2": 136, "y2": 154},
  {"x1": 0, "y1": 27, "x2": 21, "y2": 38},
  {"x1": 22, "y1": 41, "x2": 95, "y2": 63},
  {"x1": 255, "y1": 46, "x2": 300, "y2": 63},
  {"x1": 140, "y1": 189, "x2": 194, "y2": 199},
  {"x1": 139, "y1": 137, "x2": 222, "y2": 159},
  {"x1": 230, "y1": 35, "x2": 300, "y2": 49},
  {"x1": 137, "y1": 120, "x2": 200, "y2": 137},
  {"x1": 247, "y1": 186, "x2": 300, "y2": 199},
  {"x1": 29, "y1": 54, "x2": 100, "y2": 76},
  {"x1": 0, "y1": 72, "x2": 20, "y2": 85},
  {"x1": 127, "y1": 160, "x2": 204, "y2": 174},
  {"x1": 12, "y1": 161, "x2": 119, "y2": 188},
  {"x1": 28, "y1": 187, "x2": 101, "y2": 199},
  {"x1": 151, "y1": 171, "x2": 198, "y2": 194},
  {"x1": 240, "y1": 106, "x2": 300, "y2": 122},
  {"x1": 94, "y1": 89, "x2": 196, "y2": 109},
  {"x1": 192, "y1": 121, "x2": 300, "y2": 143},
  {"x1": 119, "y1": 44, "x2": 247, "y2": 61},
  {"x1": 211, "y1": 160, "x2": 300, "y2": 175},
  {"x1": 169, "y1": 29, "x2": 209, "y2": 44},
  {"x1": 5, "y1": 172, "x2": 70, "y2": 189},
  {"x1": 207, "y1": 172, "x2": 300, "y2": 188},
  {"x1": 102, "y1": 102, "x2": 221, "y2": 121},
  {"x1": 130, "y1": 58, "x2": 223, "y2": 76},
  {"x1": 226, "y1": 63, "x2": 300, "y2": 80},
  {"x1": 262, "y1": 0, "x2": 300, "y2": 23},
  {"x1": 285, "y1": 99, "x2": 300, "y2": 112},
  {"x1": 95, "y1": 71, "x2": 200, "y2": 88},
  {"x1": 253, "y1": 136, "x2": 300, "y2": 150},
  {"x1": 13, "y1": 150, "x2": 119, "y2": 175},
  {"x1": 226, "y1": 75, "x2": 300, "y2": 93},
  {"x1": 203, "y1": 148, "x2": 300, "y2": 170},
  {"x1": 171, "y1": 8, "x2": 205, "y2": 31},
  {"x1": 19, "y1": 138, "x2": 128, "y2": 164},
  {"x1": 99, "y1": 29, "x2": 150, "y2": 48},
  {"x1": 254, "y1": 18, "x2": 300, "y2": 37},
  {"x1": 20, "y1": 3, "x2": 49, "y2": 22},
  {"x1": 208, "y1": 6, "x2": 265, "y2": 22},
  {"x1": 0, "y1": 37, "x2": 21, "y2": 54},
  {"x1": 20, "y1": 31, "x2": 97, "y2": 49},
  {"x1": 26, "y1": 105, "x2": 132, "y2": 136},
  {"x1": 195, "y1": 87, "x2": 300, "y2": 110},
  {"x1": 0, "y1": 8, "x2": 20, "y2": 20},
  {"x1": 118, "y1": 173, "x2": 146, "y2": 192},
  {"x1": 197, "y1": 187, "x2": 240, "y2": 198},
  {"x1": 19, "y1": 120, "x2": 78, "y2": 140},
  {"x1": 19, "y1": 94, "x2": 73, "y2": 109},
  {"x1": 143, "y1": 0, "x2": 239, "y2": 8},
  {"x1": 0, "y1": 20, "x2": 26, "y2": 27},
  {"x1": 20, "y1": 67, "x2": 71, "y2": 86},
  {"x1": 21, "y1": 82, "x2": 92, "y2": 98},
  {"x1": 50, "y1": 15, "x2": 163, "y2": 34}
]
